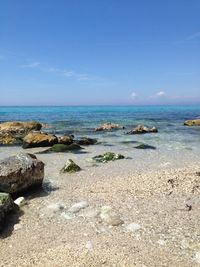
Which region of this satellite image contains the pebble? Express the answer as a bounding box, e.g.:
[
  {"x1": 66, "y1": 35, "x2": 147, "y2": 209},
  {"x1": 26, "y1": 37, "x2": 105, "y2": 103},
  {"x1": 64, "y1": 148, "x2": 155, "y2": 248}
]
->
[
  {"x1": 68, "y1": 201, "x2": 89, "y2": 214},
  {"x1": 61, "y1": 212, "x2": 75, "y2": 220},
  {"x1": 14, "y1": 197, "x2": 26, "y2": 207},
  {"x1": 100, "y1": 206, "x2": 124, "y2": 226},
  {"x1": 14, "y1": 223, "x2": 22, "y2": 231},
  {"x1": 85, "y1": 241, "x2": 93, "y2": 251},
  {"x1": 194, "y1": 251, "x2": 200, "y2": 263},
  {"x1": 126, "y1": 223, "x2": 141, "y2": 232}
]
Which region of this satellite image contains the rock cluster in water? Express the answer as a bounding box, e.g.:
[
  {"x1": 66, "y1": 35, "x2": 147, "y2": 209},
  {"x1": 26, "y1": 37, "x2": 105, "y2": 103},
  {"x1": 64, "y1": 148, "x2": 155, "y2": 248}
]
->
[
  {"x1": 92, "y1": 152, "x2": 125, "y2": 163},
  {"x1": 184, "y1": 119, "x2": 200, "y2": 126},
  {"x1": 95, "y1": 122, "x2": 125, "y2": 131},
  {"x1": 126, "y1": 125, "x2": 158, "y2": 134}
]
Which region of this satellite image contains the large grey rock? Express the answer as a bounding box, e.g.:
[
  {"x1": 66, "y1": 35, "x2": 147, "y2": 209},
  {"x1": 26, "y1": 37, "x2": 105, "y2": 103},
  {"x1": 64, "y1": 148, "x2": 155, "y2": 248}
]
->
[
  {"x1": 0, "y1": 192, "x2": 15, "y2": 231},
  {"x1": 0, "y1": 153, "x2": 44, "y2": 194}
]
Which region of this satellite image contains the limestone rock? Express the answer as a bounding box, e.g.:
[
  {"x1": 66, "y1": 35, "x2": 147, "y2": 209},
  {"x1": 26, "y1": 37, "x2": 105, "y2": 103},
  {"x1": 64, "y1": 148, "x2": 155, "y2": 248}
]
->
[
  {"x1": 95, "y1": 122, "x2": 125, "y2": 131},
  {"x1": 58, "y1": 135, "x2": 74, "y2": 145},
  {"x1": 23, "y1": 132, "x2": 58, "y2": 148},
  {"x1": 184, "y1": 119, "x2": 200, "y2": 126},
  {"x1": 0, "y1": 153, "x2": 44, "y2": 194},
  {"x1": 60, "y1": 159, "x2": 81, "y2": 173},
  {"x1": 126, "y1": 125, "x2": 158, "y2": 134},
  {"x1": 75, "y1": 137, "x2": 97, "y2": 146},
  {"x1": 92, "y1": 152, "x2": 125, "y2": 163},
  {"x1": 45, "y1": 143, "x2": 83, "y2": 153},
  {"x1": 0, "y1": 192, "x2": 15, "y2": 231},
  {"x1": 0, "y1": 121, "x2": 42, "y2": 136}
]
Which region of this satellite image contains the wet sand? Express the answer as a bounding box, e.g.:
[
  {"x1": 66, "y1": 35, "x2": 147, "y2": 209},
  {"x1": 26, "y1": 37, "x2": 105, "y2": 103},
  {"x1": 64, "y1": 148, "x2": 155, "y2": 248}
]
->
[{"x1": 1, "y1": 146, "x2": 200, "y2": 266}]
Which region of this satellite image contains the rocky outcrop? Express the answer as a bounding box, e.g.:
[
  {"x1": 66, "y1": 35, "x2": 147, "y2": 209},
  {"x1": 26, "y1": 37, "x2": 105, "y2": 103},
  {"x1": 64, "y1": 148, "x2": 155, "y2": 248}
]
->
[
  {"x1": 92, "y1": 152, "x2": 125, "y2": 163},
  {"x1": 0, "y1": 153, "x2": 44, "y2": 194},
  {"x1": 0, "y1": 192, "x2": 15, "y2": 231},
  {"x1": 134, "y1": 143, "x2": 156, "y2": 149},
  {"x1": 126, "y1": 125, "x2": 158, "y2": 134},
  {"x1": 184, "y1": 119, "x2": 200, "y2": 126},
  {"x1": 0, "y1": 121, "x2": 42, "y2": 136},
  {"x1": 58, "y1": 135, "x2": 74, "y2": 145},
  {"x1": 23, "y1": 132, "x2": 58, "y2": 148},
  {"x1": 60, "y1": 159, "x2": 81, "y2": 173},
  {"x1": 95, "y1": 122, "x2": 125, "y2": 131},
  {"x1": 40, "y1": 143, "x2": 83, "y2": 153},
  {"x1": 75, "y1": 137, "x2": 97, "y2": 146},
  {"x1": 0, "y1": 134, "x2": 23, "y2": 145}
]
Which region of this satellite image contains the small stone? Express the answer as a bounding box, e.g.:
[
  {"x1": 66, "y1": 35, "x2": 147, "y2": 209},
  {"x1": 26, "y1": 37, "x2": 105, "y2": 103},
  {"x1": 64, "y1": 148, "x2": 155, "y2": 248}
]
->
[
  {"x1": 85, "y1": 241, "x2": 93, "y2": 251},
  {"x1": 61, "y1": 212, "x2": 75, "y2": 220},
  {"x1": 100, "y1": 206, "x2": 124, "y2": 226},
  {"x1": 157, "y1": 239, "x2": 166, "y2": 246},
  {"x1": 60, "y1": 159, "x2": 81, "y2": 173},
  {"x1": 14, "y1": 197, "x2": 26, "y2": 207},
  {"x1": 14, "y1": 223, "x2": 22, "y2": 231},
  {"x1": 194, "y1": 252, "x2": 200, "y2": 263},
  {"x1": 68, "y1": 201, "x2": 89, "y2": 214},
  {"x1": 126, "y1": 223, "x2": 141, "y2": 232}
]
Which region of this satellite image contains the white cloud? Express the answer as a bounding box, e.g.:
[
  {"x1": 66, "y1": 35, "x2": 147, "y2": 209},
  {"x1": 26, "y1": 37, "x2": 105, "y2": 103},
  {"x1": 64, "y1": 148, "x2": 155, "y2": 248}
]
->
[
  {"x1": 20, "y1": 62, "x2": 90, "y2": 81},
  {"x1": 186, "y1": 32, "x2": 200, "y2": 40},
  {"x1": 156, "y1": 91, "x2": 166, "y2": 97},
  {"x1": 21, "y1": 62, "x2": 41, "y2": 68},
  {"x1": 130, "y1": 92, "x2": 137, "y2": 100}
]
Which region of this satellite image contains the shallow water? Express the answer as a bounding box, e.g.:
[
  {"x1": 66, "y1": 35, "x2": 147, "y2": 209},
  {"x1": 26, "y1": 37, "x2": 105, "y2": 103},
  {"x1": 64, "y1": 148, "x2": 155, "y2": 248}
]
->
[{"x1": 0, "y1": 105, "x2": 200, "y2": 170}]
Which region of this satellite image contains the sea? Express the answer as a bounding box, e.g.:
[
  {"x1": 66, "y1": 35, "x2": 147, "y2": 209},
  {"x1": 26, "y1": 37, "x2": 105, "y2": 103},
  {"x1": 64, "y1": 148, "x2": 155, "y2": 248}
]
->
[{"x1": 0, "y1": 105, "x2": 200, "y2": 170}]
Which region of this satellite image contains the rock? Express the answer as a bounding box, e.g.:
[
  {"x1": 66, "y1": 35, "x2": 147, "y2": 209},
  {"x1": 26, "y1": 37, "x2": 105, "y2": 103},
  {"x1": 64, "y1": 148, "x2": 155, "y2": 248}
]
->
[
  {"x1": 0, "y1": 121, "x2": 42, "y2": 136},
  {"x1": 0, "y1": 153, "x2": 44, "y2": 194},
  {"x1": 134, "y1": 143, "x2": 156, "y2": 150},
  {"x1": 44, "y1": 143, "x2": 83, "y2": 153},
  {"x1": 58, "y1": 135, "x2": 74, "y2": 145},
  {"x1": 75, "y1": 137, "x2": 97, "y2": 146},
  {"x1": 184, "y1": 119, "x2": 200, "y2": 126},
  {"x1": 60, "y1": 159, "x2": 81, "y2": 173},
  {"x1": 0, "y1": 134, "x2": 23, "y2": 146},
  {"x1": 0, "y1": 192, "x2": 15, "y2": 231},
  {"x1": 92, "y1": 152, "x2": 125, "y2": 163},
  {"x1": 126, "y1": 125, "x2": 158, "y2": 134},
  {"x1": 100, "y1": 206, "x2": 124, "y2": 226},
  {"x1": 126, "y1": 223, "x2": 141, "y2": 232},
  {"x1": 95, "y1": 122, "x2": 125, "y2": 132},
  {"x1": 14, "y1": 197, "x2": 26, "y2": 207},
  {"x1": 23, "y1": 132, "x2": 58, "y2": 148},
  {"x1": 68, "y1": 201, "x2": 89, "y2": 214}
]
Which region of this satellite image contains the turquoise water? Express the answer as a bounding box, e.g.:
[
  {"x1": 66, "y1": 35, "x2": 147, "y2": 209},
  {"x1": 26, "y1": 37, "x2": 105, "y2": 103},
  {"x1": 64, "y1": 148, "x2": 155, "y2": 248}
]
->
[
  {"x1": 0, "y1": 105, "x2": 200, "y2": 169},
  {"x1": 0, "y1": 105, "x2": 200, "y2": 150}
]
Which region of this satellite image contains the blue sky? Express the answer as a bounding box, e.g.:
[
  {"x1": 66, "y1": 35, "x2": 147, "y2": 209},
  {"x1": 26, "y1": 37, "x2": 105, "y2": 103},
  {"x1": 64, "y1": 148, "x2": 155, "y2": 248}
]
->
[{"x1": 0, "y1": 0, "x2": 200, "y2": 105}]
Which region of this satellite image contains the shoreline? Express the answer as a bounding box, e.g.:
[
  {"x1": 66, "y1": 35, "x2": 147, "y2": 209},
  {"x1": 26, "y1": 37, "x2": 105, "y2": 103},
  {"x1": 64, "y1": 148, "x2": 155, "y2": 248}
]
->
[{"x1": 1, "y1": 151, "x2": 200, "y2": 266}]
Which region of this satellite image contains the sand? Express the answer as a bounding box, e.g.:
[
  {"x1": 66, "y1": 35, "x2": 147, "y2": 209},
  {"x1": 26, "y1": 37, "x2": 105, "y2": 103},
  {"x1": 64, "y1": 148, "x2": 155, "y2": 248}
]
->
[{"x1": 1, "y1": 146, "x2": 200, "y2": 266}]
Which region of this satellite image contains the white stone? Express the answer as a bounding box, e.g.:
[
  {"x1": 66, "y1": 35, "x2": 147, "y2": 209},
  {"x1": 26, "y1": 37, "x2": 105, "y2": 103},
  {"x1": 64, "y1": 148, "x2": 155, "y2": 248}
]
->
[
  {"x1": 194, "y1": 252, "x2": 200, "y2": 263},
  {"x1": 14, "y1": 223, "x2": 22, "y2": 231},
  {"x1": 126, "y1": 223, "x2": 141, "y2": 232},
  {"x1": 61, "y1": 212, "x2": 75, "y2": 220},
  {"x1": 68, "y1": 201, "x2": 89, "y2": 214},
  {"x1": 85, "y1": 241, "x2": 93, "y2": 251},
  {"x1": 100, "y1": 206, "x2": 124, "y2": 226},
  {"x1": 157, "y1": 239, "x2": 166, "y2": 246},
  {"x1": 14, "y1": 197, "x2": 26, "y2": 207}
]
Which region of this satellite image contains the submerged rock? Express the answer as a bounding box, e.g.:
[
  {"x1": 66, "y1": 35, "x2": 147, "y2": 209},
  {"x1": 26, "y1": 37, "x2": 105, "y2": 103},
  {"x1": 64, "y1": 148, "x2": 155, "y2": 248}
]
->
[
  {"x1": 58, "y1": 135, "x2": 74, "y2": 145},
  {"x1": 43, "y1": 143, "x2": 83, "y2": 153},
  {"x1": 95, "y1": 122, "x2": 125, "y2": 132},
  {"x1": 60, "y1": 159, "x2": 81, "y2": 173},
  {"x1": 184, "y1": 119, "x2": 200, "y2": 126},
  {"x1": 126, "y1": 125, "x2": 158, "y2": 134},
  {"x1": 75, "y1": 137, "x2": 97, "y2": 146},
  {"x1": 0, "y1": 192, "x2": 15, "y2": 231},
  {"x1": 134, "y1": 143, "x2": 156, "y2": 150},
  {"x1": 68, "y1": 201, "x2": 89, "y2": 214},
  {"x1": 0, "y1": 121, "x2": 42, "y2": 136},
  {"x1": 23, "y1": 132, "x2": 58, "y2": 149},
  {"x1": 0, "y1": 153, "x2": 44, "y2": 194},
  {"x1": 92, "y1": 152, "x2": 125, "y2": 163}
]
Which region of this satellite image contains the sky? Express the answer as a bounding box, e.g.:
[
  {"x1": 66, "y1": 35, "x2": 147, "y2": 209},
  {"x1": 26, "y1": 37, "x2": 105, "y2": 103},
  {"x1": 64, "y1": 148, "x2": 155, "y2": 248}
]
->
[{"x1": 0, "y1": 0, "x2": 200, "y2": 106}]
